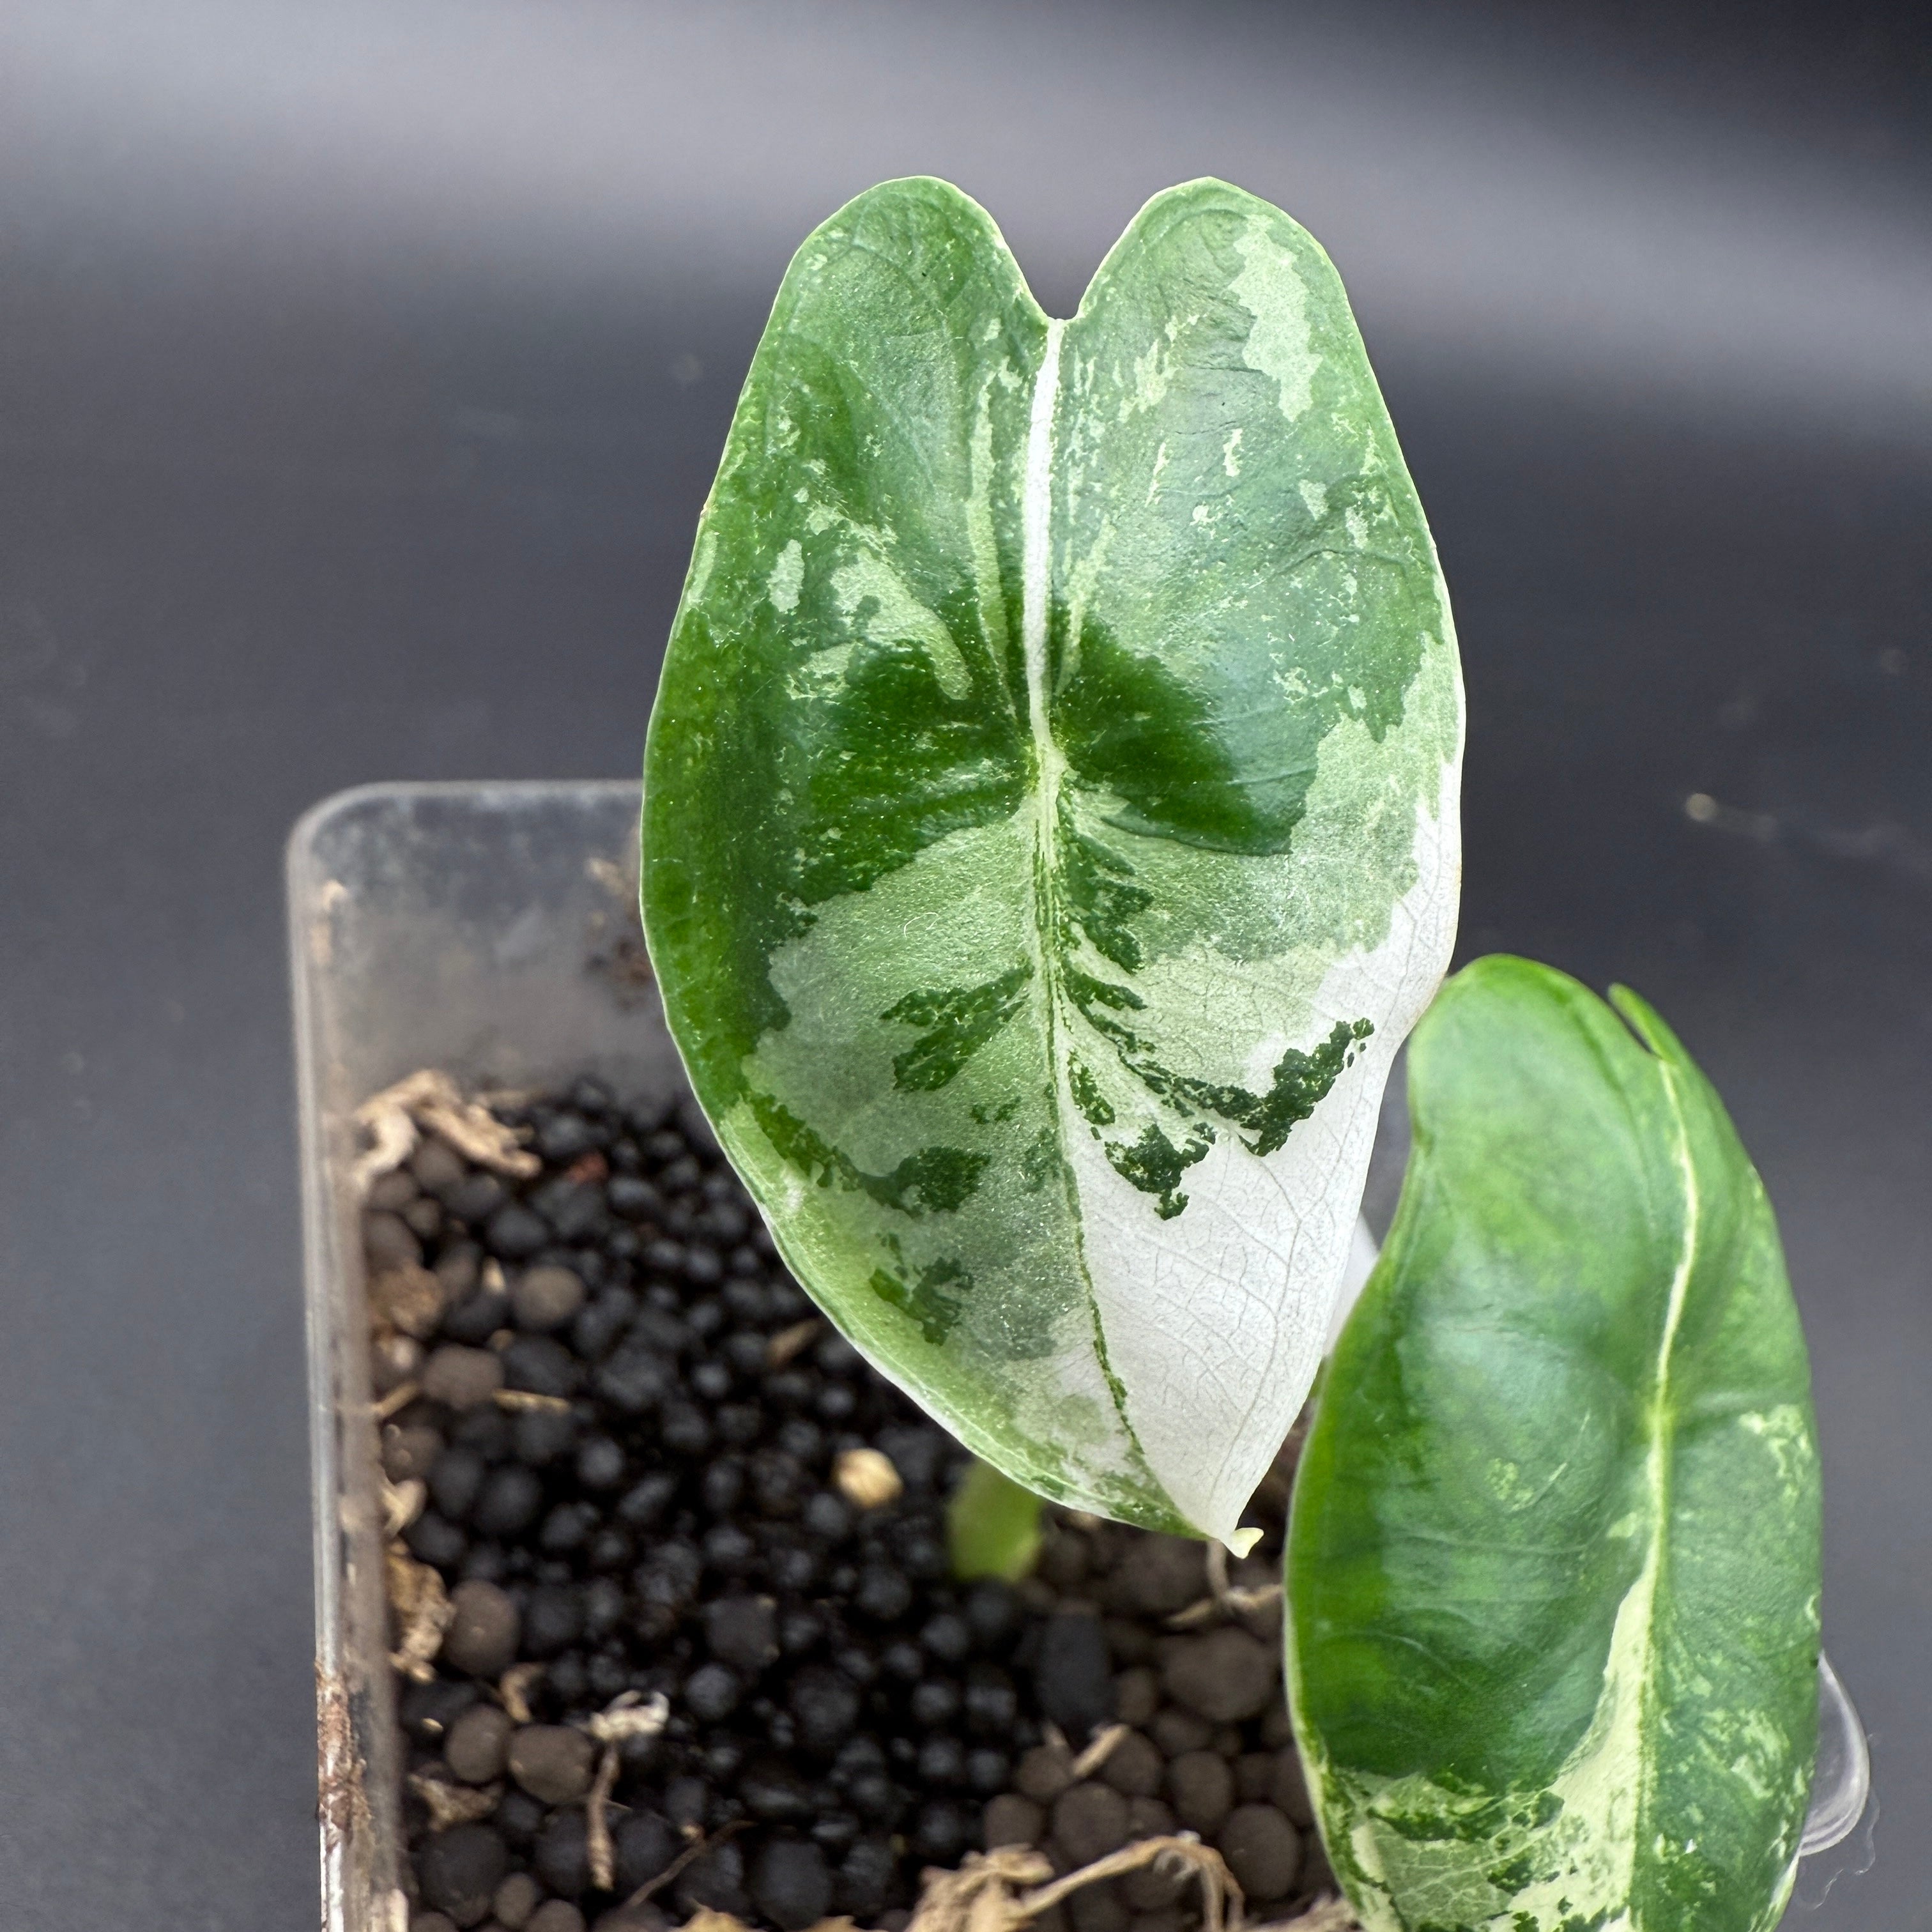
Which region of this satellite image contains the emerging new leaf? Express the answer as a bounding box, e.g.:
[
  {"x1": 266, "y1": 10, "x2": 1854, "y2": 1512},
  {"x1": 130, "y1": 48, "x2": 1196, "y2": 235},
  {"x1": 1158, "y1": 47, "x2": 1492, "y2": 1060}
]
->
[
  {"x1": 643, "y1": 177, "x2": 1462, "y2": 1540},
  {"x1": 1287, "y1": 958, "x2": 1822, "y2": 1932}
]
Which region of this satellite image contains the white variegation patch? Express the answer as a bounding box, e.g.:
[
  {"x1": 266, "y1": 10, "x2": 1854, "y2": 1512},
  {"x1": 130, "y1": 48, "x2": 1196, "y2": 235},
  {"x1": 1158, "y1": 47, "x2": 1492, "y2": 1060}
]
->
[
  {"x1": 1073, "y1": 776, "x2": 1458, "y2": 1539},
  {"x1": 829, "y1": 549, "x2": 972, "y2": 698},
  {"x1": 766, "y1": 539, "x2": 804, "y2": 613},
  {"x1": 1230, "y1": 220, "x2": 1321, "y2": 421}
]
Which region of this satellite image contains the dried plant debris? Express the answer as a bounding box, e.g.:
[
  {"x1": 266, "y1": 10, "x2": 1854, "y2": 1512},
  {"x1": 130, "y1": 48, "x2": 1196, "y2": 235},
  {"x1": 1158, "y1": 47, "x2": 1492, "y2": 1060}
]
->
[
  {"x1": 362, "y1": 1073, "x2": 1347, "y2": 1932},
  {"x1": 411, "y1": 1769, "x2": 505, "y2": 1832},
  {"x1": 385, "y1": 1478, "x2": 429, "y2": 1537},
  {"x1": 671, "y1": 1843, "x2": 1353, "y2": 1932},
  {"x1": 766, "y1": 1321, "x2": 824, "y2": 1371},
  {"x1": 355, "y1": 1068, "x2": 541, "y2": 1193},
  {"x1": 500, "y1": 1662, "x2": 545, "y2": 1726},
  {"x1": 1065, "y1": 1724, "x2": 1128, "y2": 1781},
  {"x1": 387, "y1": 1544, "x2": 454, "y2": 1683},
  {"x1": 583, "y1": 1690, "x2": 673, "y2": 1748},
  {"x1": 585, "y1": 1740, "x2": 623, "y2": 1891},
  {"x1": 913, "y1": 1837, "x2": 1242, "y2": 1932},
  {"x1": 832, "y1": 1448, "x2": 903, "y2": 1512},
  {"x1": 372, "y1": 1263, "x2": 448, "y2": 1342}
]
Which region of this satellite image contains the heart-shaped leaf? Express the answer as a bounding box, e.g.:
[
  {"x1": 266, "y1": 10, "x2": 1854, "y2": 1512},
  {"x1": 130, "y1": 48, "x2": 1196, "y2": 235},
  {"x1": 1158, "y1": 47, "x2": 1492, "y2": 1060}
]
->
[
  {"x1": 1287, "y1": 957, "x2": 1821, "y2": 1931},
  {"x1": 643, "y1": 177, "x2": 1462, "y2": 1540}
]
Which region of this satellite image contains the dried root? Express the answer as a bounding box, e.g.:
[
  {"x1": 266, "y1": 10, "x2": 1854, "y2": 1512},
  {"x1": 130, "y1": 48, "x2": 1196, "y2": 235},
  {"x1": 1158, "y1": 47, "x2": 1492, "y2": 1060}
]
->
[
  {"x1": 1167, "y1": 1535, "x2": 1285, "y2": 1631},
  {"x1": 896, "y1": 1838, "x2": 1353, "y2": 1932},
  {"x1": 898, "y1": 1836, "x2": 1246, "y2": 1932},
  {"x1": 1022, "y1": 1837, "x2": 1243, "y2": 1932},
  {"x1": 372, "y1": 1379, "x2": 420, "y2": 1422},
  {"x1": 381, "y1": 1477, "x2": 426, "y2": 1537},
  {"x1": 1258, "y1": 1900, "x2": 1358, "y2": 1932},
  {"x1": 498, "y1": 1661, "x2": 544, "y2": 1724},
  {"x1": 640, "y1": 1859, "x2": 1355, "y2": 1932},
  {"x1": 494, "y1": 1388, "x2": 573, "y2": 1414},
  {"x1": 384, "y1": 1544, "x2": 452, "y2": 1682},
  {"x1": 765, "y1": 1317, "x2": 823, "y2": 1369},
  {"x1": 1166, "y1": 1583, "x2": 1284, "y2": 1631},
  {"x1": 353, "y1": 1068, "x2": 540, "y2": 1191},
  {"x1": 408, "y1": 1771, "x2": 501, "y2": 1831},
  {"x1": 626, "y1": 1820, "x2": 749, "y2": 1907},
  {"x1": 585, "y1": 1742, "x2": 622, "y2": 1890},
  {"x1": 582, "y1": 1690, "x2": 671, "y2": 1747},
  {"x1": 902, "y1": 1845, "x2": 1053, "y2": 1932},
  {"x1": 579, "y1": 1690, "x2": 672, "y2": 1890},
  {"x1": 1068, "y1": 1724, "x2": 1128, "y2": 1781}
]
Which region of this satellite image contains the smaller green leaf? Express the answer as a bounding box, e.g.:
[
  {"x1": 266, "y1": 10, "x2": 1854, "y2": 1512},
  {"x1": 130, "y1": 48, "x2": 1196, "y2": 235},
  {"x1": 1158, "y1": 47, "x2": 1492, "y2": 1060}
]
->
[
  {"x1": 1287, "y1": 956, "x2": 1821, "y2": 1932},
  {"x1": 949, "y1": 1457, "x2": 1046, "y2": 1581}
]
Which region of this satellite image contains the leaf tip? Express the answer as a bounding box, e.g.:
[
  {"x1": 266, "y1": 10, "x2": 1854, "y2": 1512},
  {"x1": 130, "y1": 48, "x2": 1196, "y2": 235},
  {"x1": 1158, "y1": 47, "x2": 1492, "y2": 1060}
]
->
[{"x1": 1606, "y1": 980, "x2": 1692, "y2": 1068}]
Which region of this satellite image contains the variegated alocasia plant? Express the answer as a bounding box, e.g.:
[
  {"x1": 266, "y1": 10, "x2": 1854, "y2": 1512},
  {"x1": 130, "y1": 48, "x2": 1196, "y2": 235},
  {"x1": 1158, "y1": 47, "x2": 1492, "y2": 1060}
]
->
[
  {"x1": 643, "y1": 176, "x2": 1462, "y2": 1544},
  {"x1": 1287, "y1": 957, "x2": 1821, "y2": 1932}
]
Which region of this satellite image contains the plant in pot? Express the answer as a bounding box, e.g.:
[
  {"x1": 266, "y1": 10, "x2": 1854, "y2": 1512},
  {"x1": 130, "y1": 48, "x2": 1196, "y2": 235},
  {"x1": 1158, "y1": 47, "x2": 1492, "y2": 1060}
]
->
[{"x1": 295, "y1": 178, "x2": 1865, "y2": 1932}]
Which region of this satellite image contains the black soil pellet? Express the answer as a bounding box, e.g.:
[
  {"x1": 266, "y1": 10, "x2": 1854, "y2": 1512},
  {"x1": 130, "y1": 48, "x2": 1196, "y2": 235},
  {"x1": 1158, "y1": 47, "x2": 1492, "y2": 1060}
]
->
[
  {"x1": 441, "y1": 1580, "x2": 519, "y2": 1678},
  {"x1": 417, "y1": 1820, "x2": 509, "y2": 1924},
  {"x1": 445, "y1": 1703, "x2": 512, "y2": 1784},
  {"x1": 749, "y1": 1837, "x2": 834, "y2": 1931},
  {"x1": 1034, "y1": 1611, "x2": 1116, "y2": 1740},
  {"x1": 371, "y1": 1092, "x2": 1332, "y2": 1932}
]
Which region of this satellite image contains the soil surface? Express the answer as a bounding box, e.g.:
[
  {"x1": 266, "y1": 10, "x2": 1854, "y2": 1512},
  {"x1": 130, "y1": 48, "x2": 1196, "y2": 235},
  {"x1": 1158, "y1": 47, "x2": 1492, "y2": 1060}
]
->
[{"x1": 363, "y1": 1075, "x2": 1343, "y2": 1932}]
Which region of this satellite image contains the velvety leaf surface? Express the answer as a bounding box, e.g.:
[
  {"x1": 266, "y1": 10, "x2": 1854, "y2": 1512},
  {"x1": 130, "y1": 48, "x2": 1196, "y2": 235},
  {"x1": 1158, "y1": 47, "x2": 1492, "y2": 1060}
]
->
[
  {"x1": 643, "y1": 176, "x2": 1461, "y2": 1540},
  {"x1": 1287, "y1": 957, "x2": 1821, "y2": 1932}
]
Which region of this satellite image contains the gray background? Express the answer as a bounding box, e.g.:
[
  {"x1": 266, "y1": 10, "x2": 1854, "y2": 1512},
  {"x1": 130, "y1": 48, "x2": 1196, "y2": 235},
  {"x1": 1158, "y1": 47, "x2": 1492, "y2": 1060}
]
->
[{"x1": 1, "y1": 1, "x2": 1926, "y2": 1923}]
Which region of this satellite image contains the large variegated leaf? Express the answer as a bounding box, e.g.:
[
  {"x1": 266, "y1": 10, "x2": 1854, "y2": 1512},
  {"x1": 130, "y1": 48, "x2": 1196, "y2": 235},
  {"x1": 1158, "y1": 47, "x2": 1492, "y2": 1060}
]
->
[
  {"x1": 1287, "y1": 958, "x2": 1821, "y2": 1932},
  {"x1": 643, "y1": 176, "x2": 1462, "y2": 1541}
]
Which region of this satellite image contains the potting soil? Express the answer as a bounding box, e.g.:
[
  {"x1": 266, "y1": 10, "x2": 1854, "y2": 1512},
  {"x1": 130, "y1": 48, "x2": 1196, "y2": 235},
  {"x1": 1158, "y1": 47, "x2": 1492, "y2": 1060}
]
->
[{"x1": 364, "y1": 1077, "x2": 1340, "y2": 1932}]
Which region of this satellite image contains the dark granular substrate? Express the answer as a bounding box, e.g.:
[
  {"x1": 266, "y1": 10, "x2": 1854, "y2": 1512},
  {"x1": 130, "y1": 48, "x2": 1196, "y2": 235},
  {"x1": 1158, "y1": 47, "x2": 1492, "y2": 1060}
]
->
[{"x1": 367, "y1": 1077, "x2": 1337, "y2": 1932}]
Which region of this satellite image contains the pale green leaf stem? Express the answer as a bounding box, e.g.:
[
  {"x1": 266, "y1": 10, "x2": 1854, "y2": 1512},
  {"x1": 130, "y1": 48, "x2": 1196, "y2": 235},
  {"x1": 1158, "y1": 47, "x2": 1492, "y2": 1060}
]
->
[
  {"x1": 949, "y1": 1458, "x2": 1047, "y2": 1583},
  {"x1": 643, "y1": 176, "x2": 1462, "y2": 1539},
  {"x1": 1287, "y1": 957, "x2": 1822, "y2": 1932}
]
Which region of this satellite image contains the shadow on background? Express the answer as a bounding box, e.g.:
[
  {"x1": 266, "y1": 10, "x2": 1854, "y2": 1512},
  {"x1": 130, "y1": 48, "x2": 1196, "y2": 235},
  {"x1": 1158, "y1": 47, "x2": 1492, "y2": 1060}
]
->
[{"x1": 1, "y1": 2, "x2": 1926, "y2": 1924}]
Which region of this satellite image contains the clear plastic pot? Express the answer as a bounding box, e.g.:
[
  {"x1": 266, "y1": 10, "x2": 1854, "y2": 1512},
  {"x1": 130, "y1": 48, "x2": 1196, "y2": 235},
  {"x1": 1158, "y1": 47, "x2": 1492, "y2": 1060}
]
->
[
  {"x1": 289, "y1": 780, "x2": 680, "y2": 1932},
  {"x1": 288, "y1": 779, "x2": 1871, "y2": 1931}
]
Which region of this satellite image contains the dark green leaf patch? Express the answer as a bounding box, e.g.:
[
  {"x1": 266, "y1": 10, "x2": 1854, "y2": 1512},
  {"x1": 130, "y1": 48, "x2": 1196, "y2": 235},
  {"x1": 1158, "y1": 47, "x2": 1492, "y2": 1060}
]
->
[
  {"x1": 1227, "y1": 1018, "x2": 1373, "y2": 1156},
  {"x1": 1018, "y1": 1126, "x2": 1060, "y2": 1193},
  {"x1": 795, "y1": 638, "x2": 1025, "y2": 908},
  {"x1": 1067, "y1": 988, "x2": 1372, "y2": 1174},
  {"x1": 1067, "y1": 1057, "x2": 1114, "y2": 1128},
  {"x1": 747, "y1": 1091, "x2": 986, "y2": 1217},
  {"x1": 1056, "y1": 803, "x2": 1154, "y2": 972},
  {"x1": 1102, "y1": 1121, "x2": 1213, "y2": 1220},
  {"x1": 868, "y1": 1259, "x2": 969, "y2": 1346},
  {"x1": 858, "y1": 1146, "x2": 988, "y2": 1216},
  {"x1": 883, "y1": 963, "x2": 1034, "y2": 1092},
  {"x1": 1054, "y1": 618, "x2": 1312, "y2": 857}
]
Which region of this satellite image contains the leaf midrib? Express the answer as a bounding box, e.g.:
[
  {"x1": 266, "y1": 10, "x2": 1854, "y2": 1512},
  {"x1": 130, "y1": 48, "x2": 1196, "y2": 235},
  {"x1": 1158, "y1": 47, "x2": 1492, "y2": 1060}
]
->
[
  {"x1": 1016, "y1": 316, "x2": 1155, "y2": 1488},
  {"x1": 1627, "y1": 1054, "x2": 1698, "y2": 1915}
]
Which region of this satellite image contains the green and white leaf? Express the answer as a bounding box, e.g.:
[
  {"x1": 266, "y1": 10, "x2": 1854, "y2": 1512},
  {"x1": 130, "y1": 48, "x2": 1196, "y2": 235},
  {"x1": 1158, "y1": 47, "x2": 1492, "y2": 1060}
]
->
[
  {"x1": 1287, "y1": 957, "x2": 1821, "y2": 1932},
  {"x1": 643, "y1": 176, "x2": 1461, "y2": 1542}
]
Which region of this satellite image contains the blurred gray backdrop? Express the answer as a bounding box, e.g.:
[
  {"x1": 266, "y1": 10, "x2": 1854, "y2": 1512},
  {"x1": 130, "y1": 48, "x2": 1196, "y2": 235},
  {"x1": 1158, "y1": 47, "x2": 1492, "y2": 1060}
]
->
[{"x1": 1, "y1": 1, "x2": 1926, "y2": 1924}]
